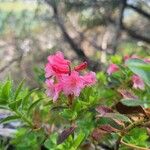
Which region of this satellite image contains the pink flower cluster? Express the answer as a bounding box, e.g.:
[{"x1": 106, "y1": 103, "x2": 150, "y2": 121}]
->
[
  {"x1": 107, "y1": 55, "x2": 150, "y2": 90},
  {"x1": 45, "y1": 51, "x2": 96, "y2": 101}
]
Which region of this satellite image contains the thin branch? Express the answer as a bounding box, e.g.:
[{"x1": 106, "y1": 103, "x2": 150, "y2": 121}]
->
[
  {"x1": 114, "y1": 136, "x2": 122, "y2": 150},
  {"x1": 45, "y1": 0, "x2": 87, "y2": 60},
  {"x1": 122, "y1": 24, "x2": 150, "y2": 43},
  {"x1": 121, "y1": 138, "x2": 149, "y2": 150},
  {"x1": 126, "y1": 4, "x2": 150, "y2": 20},
  {"x1": 106, "y1": 16, "x2": 150, "y2": 44},
  {"x1": 0, "y1": 57, "x2": 22, "y2": 73},
  {"x1": 111, "y1": 0, "x2": 127, "y2": 54}
]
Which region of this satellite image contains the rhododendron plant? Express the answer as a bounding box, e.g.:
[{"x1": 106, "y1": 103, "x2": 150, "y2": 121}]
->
[
  {"x1": 1, "y1": 53, "x2": 150, "y2": 150},
  {"x1": 45, "y1": 51, "x2": 96, "y2": 101}
]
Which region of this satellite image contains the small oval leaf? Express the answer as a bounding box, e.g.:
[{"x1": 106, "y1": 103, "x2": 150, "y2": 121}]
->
[{"x1": 57, "y1": 126, "x2": 76, "y2": 145}]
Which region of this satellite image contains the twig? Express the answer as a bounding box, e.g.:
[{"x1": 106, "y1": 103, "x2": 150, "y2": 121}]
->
[
  {"x1": 0, "y1": 57, "x2": 21, "y2": 73},
  {"x1": 127, "y1": 4, "x2": 150, "y2": 20},
  {"x1": 121, "y1": 138, "x2": 149, "y2": 150},
  {"x1": 114, "y1": 136, "x2": 122, "y2": 150}
]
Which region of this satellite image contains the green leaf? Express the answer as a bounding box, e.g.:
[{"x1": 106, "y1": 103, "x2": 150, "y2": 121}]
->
[
  {"x1": 0, "y1": 81, "x2": 11, "y2": 104},
  {"x1": 104, "y1": 113, "x2": 131, "y2": 122},
  {"x1": 21, "y1": 88, "x2": 38, "y2": 109},
  {"x1": 121, "y1": 99, "x2": 148, "y2": 106},
  {"x1": 123, "y1": 128, "x2": 150, "y2": 148},
  {"x1": 0, "y1": 98, "x2": 8, "y2": 105},
  {"x1": 71, "y1": 133, "x2": 85, "y2": 150},
  {"x1": 8, "y1": 99, "x2": 22, "y2": 110},
  {"x1": 14, "y1": 80, "x2": 25, "y2": 100},
  {"x1": 126, "y1": 58, "x2": 150, "y2": 86},
  {"x1": 111, "y1": 55, "x2": 122, "y2": 64},
  {"x1": 0, "y1": 105, "x2": 9, "y2": 110},
  {"x1": 0, "y1": 115, "x2": 20, "y2": 124},
  {"x1": 44, "y1": 133, "x2": 58, "y2": 150},
  {"x1": 27, "y1": 98, "x2": 42, "y2": 115},
  {"x1": 61, "y1": 109, "x2": 77, "y2": 121}
]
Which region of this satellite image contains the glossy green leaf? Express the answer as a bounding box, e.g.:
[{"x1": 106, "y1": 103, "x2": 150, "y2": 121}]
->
[
  {"x1": 8, "y1": 99, "x2": 22, "y2": 110},
  {"x1": 121, "y1": 99, "x2": 147, "y2": 106},
  {"x1": 126, "y1": 58, "x2": 150, "y2": 86},
  {"x1": 104, "y1": 113, "x2": 131, "y2": 122}
]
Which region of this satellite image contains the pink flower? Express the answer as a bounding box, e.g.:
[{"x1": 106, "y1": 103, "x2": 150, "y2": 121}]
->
[
  {"x1": 60, "y1": 71, "x2": 84, "y2": 96},
  {"x1": 81, "y1": 71, "x2": 96, "y2": 86},
  {"x1": 124, "y1": 55, "x2": 130, "y2": 62},
  {"x1": 74, "y1": 61, "x2": 87, "y2": 71},
  {"x1": 45, "y1": 79, "x2": 62, "y2": 101},
  {"x1": 45, "y1": 63, "x2": 53, "y2": 78},
  {"x1": 45, "y1": 51, "x2": 97, "y2": 101},
  {"x1": 132, "y1": 75, "x2": 145, "y2": 90},
  {"x1": 45, "y1": 51, "x2": 70, "y2": 78},
  {"x1": 107, "y1": 64, "x2": 119, "y2": 75}
]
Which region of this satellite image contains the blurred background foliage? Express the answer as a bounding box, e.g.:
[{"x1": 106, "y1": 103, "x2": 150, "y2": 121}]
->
[{"x1": 0, "y1": 0, "x2": 150, "y2": 88}]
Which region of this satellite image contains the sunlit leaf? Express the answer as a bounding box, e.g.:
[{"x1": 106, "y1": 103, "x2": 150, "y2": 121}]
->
[
  {"x1": 8, "y1": 99, "x2": 22, "y2": 110},
  {"x1": 71, "y1": 132, "x2": 85, "y2": 149},
  {"x1": 0, "y1": 81, "x2": 11, "y2": 104}
]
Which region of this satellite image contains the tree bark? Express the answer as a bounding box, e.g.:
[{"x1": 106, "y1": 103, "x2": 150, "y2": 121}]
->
[
  {"x1": 111, "y1": 0, "x2": 127, "y2": 54},
  {"x1": 127, "y1": 4, "x2": 150, "y2": 20},
  {"x1": 45, "y1": 0, "x2": 100, "y2": 71}
]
